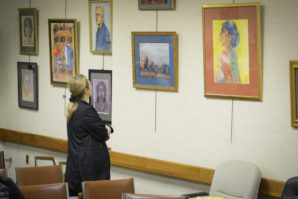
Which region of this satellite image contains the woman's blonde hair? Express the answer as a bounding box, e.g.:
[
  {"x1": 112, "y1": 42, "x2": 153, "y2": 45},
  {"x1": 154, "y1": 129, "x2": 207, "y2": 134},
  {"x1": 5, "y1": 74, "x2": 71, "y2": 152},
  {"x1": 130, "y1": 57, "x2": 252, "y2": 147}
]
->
[{"x1": 67, "y1": 74, "x2": 89, "y2": 122}]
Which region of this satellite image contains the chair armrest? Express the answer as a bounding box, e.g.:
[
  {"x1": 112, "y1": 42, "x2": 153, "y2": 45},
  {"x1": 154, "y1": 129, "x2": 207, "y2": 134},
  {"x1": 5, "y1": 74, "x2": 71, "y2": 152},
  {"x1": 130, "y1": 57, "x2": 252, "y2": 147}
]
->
[{"x1": 182, "y1": 192, "x2": 209, "y2": 199}]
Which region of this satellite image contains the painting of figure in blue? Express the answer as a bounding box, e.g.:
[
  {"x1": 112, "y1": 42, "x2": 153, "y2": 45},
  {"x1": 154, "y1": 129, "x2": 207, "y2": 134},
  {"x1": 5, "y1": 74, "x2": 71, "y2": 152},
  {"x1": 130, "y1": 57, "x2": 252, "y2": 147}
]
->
[
  {"x1": 139, "y1": 43, "x2": 170, "y2": 79},
  {"x1": 89, "y1": 1, "x2": 112, "y2": 54},
  {"x1": 95, "y1": 6, "x2": 111, "y2": 51}
]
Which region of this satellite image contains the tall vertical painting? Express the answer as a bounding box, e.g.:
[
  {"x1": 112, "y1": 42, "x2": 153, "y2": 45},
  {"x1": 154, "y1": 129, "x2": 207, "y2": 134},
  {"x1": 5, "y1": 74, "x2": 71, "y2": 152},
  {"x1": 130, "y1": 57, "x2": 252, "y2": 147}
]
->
[
  {"x1": 48, "y1": 19, "x2": 79, "y2": 86},
  {"x1": 203, "y1": 3, "x2": 262, "y2": 100},
  {"x1": 18, "y1": 8, "x2": 38, "y2": 55},
  {"x1": 89, "y1": 0, "x2": 113, "y2": 55}
]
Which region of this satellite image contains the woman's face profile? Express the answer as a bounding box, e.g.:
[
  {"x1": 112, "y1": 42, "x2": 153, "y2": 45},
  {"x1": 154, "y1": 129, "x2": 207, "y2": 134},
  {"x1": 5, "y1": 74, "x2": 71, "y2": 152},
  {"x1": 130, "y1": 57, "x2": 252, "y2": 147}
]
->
[{"x1": 220, "y1": 27, "x2": 231, "y2": 48}]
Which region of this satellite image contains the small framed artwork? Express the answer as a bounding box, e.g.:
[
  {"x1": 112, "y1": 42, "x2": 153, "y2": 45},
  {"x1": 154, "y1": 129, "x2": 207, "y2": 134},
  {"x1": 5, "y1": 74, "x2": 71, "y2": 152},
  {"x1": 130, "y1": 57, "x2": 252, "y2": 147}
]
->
[
  {"x1": 89, "y1": 0, "x2": 113, "y2": 55},
  {"x1": 131, "y1": 32, "x2": 178, "y2": 91},
  {"x1": 17, "y1": 62, "x2": 38, "y2": 110},
  {"x1": 18, "y1": 8, "x2": 38, "y2": 55},
  {"x1": 48, "y1": 19, "x2": 79, "y2": 87},
  {"x1": 89, "y1": 69, "x2": 112, "y2": 124},
  {"x1": 290, "y1": 61, "x2": 298, "y2": 127},
  {"x1": 138, "y1": 0, "x2": 175, "y2": 10},
  {"x1": 203, "y1": 3, "x2": 262, "y2": 100}
]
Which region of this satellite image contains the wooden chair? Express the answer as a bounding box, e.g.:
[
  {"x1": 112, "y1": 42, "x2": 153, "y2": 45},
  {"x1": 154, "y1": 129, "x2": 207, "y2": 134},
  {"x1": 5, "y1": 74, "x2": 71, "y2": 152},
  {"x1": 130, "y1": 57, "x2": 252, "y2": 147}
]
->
[
  {"x1": 16, "y1": 165, "x2": 63, "y2": 186},
  {"x1": 82, "y1": 178, "x2": 135, "y2": 199},
  {"x1": 34, "y1": 156, "x2": 56, "y2": 166},
  {"x1": 0, "y1": 151, "x2": 5, "y2": 169},
  {"x1": 19, "y1": 183, "x2": 69, "y2": 199},
  {"x1": 122, "y1": 193, "x2": 186, "y2": 199}
]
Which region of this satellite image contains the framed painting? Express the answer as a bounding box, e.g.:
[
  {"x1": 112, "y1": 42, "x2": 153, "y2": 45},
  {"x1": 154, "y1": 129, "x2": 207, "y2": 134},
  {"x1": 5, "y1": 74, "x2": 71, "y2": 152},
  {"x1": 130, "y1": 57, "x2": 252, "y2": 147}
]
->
[
  {"x1": 17, "y1": 62, "x2": 38, "y2": 110},
  {"x1": 48, "y1": 19, "x2": 79, "y2": 87},
  {"x1": 203, "y1": 3, "x2": 262, "y2": 100},
  {"x1": 139, "y1": 0, "x2": 175, "y2": 10},
  {"x1": 290, "y1": 61, "x2": 298, "y2": 127},
  {"x1": 131, "y1": 32, "x2": 178, "y2": 91},
  {"x1": 89, "y1": 0, "x2": 113, "y2": 55},
  {"x1": 89, "y1": 69, "x2": 112, "y2": 124},
  {"x1": 18, "y1": 8, "x2": 38, "y2": 55}
]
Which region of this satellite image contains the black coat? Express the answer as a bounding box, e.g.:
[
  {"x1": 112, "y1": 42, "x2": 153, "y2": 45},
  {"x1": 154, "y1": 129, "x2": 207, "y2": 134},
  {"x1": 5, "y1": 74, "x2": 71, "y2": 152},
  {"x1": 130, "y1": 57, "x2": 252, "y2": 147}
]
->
[
  {"x1": 0, "y1": 174, "x2": 25, "y2": 199},
  {"x1": 65, "y1": 100, "x2": 110, "y2": 196}
]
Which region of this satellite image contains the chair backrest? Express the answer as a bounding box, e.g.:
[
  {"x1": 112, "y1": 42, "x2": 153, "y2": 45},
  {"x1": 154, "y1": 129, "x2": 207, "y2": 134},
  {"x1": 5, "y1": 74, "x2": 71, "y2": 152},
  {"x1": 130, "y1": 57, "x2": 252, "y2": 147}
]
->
[
  {"x1": 281, "y1": 176, "x2": 298, "y2": 199},
  {"x1": 19, "y1": 183, "x2": 69, "y2": 199},
  {"x1": 209, "y1": 160, "x2": 261, "y2": 199},
  {"x1": 82, "y1": 178, "x2": 135, "y2": 199},
  {"x1": 34, "y1": 156, "x2": 56, "y2": 166},
  {"x1": 16, "y1": 165, "x2": 63, "y2": 186},
  {"x1": 122, "y1": 193, "x2": 186, "y2": 199},
  {"x1": 0, "y1": 169, "x2": 7, "y2": 177},
  {"x1": 0, "y1": 151, "x2": 5, "y2": 169}
]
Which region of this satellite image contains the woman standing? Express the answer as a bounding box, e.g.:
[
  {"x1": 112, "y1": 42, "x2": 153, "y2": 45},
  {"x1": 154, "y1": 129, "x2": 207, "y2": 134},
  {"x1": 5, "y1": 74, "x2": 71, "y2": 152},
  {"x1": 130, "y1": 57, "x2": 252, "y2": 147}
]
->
[{"x1": 65, "y1": 74, "x2": 112, "y2": 196}]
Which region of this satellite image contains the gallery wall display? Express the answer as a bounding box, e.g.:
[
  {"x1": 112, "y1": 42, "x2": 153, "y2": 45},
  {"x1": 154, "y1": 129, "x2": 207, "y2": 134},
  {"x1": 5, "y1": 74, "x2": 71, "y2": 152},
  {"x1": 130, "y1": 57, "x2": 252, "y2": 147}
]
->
[
  {"x1": 17, "y1": 62, "x2": 38, "y2": 110},
  {"x1": 48, "y1": 19, "x2": 79, "y2": 87},
  {"x1": 131, "y1": 32, "x2": 178, "y2": 91},
  {"x1": 138, "y1": 0, "x2": 175, "y2": 10},
  {"x1": 89, "y1": 69, "x2": 112, "y2": 124},
  {"x1": 290, "y1": 60, "x2": 298, "y2": 127},
  {"x1": 202, "y1": 3, "x2": 262, "y2": 100},
  {"x1": 18, "y1": 8, "x2": 39, "y2": 55},
  {"x1": 89, "y1": 0, "x2": 113, "y2": 55}
]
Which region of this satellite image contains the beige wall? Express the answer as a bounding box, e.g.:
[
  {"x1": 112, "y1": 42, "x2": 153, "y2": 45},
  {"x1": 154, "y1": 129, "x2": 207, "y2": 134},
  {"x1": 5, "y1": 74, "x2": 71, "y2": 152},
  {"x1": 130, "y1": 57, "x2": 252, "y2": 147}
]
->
[{"x1": 0, "y1": 0, "x2": 298, "y2": 192}]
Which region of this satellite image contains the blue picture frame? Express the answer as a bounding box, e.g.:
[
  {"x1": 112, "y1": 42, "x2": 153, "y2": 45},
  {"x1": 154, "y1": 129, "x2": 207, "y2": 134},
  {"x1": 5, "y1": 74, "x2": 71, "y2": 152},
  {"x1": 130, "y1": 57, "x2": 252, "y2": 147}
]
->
[{"x1": 132, "y1": 32, "x2": 178, "y2": 91}]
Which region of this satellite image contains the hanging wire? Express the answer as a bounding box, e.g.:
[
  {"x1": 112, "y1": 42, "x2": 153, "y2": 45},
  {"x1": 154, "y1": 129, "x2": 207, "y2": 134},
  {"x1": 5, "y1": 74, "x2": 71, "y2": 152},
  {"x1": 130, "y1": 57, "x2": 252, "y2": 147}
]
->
[
  {"x1": 154, "y1": 91, "x2": 157, "y2": 132},
  {"x1": 230, "y1": 99, "x2": 234, "y2": 143},
  {"x1": 103, "y1": 55, "x2": 105, "y2": 70},
  {"x1": 65, "y1": 0, "x2": 67, "y2": 19},
  {"x1": 63, "y1": 0, "x2": 67, "y2": 116},
  {"x1": 29, "y1": 0, "x2": 31, "y2": 62},
  {"x1": 156, "y1": 10, "x2": 158, "y2": 32},
  {"x1": 64, "y1": 88, "x2": 67, "y2": 116}
]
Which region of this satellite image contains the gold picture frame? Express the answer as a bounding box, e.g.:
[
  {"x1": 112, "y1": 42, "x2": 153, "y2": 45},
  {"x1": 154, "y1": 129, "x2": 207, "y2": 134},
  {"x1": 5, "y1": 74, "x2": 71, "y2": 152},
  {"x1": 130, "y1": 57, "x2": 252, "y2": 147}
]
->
[
  {"x1": 290, "y1": 60, "x2": 298, "y2": 127},
  {"x1": 203, "y1": 3, "x2": 262, "y2": 100},
  {"x1": 132, "y1": 32, "x2": 178, "y2": 91},
  {"x1": 48, "y1": 19, "x2": 79, "y2": 87},
  {"x1": 88, "y1": 0, "x2": 113, "y2": 55},
  {"x1": 18, "y1": 8, "x2": 39, "y2": 55}
]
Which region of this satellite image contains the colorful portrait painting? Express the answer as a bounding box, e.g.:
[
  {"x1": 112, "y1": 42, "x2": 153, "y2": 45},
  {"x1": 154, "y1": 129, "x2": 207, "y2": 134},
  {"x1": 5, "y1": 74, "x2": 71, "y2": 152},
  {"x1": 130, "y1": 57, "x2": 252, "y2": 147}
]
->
[
  {"x1": 22, "y1": 16, "x2": 34, "y2": 47},
  {"x1": 93, "y1": 79, "x2": 109, "y2": 114},
  {"x1": 213, "y1": 19, "x2": 249, "y2": 84},
  {"x1": 49, "y1": 19, "x2": 78, "y2": 86},
  {"x1": 89, "y1": 0, "x2": 112, "y2": 54},
  {"x1": 139, "y1": 43, "x2": 170, "y2": 80},
  {"x1": 203, "y1": 3, "x2": 262, "y2": 100},
  {"x1": 21, "y1": 69, "x2": 34, "y2": 102}
]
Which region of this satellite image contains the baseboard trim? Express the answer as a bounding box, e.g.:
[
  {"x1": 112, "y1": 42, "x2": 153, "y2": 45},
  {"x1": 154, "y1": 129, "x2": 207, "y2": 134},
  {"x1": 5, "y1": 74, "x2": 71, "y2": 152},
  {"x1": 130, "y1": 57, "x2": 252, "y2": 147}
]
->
[{"x1": 0, "y1": 128, "x2": 284, "y2": 197}]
